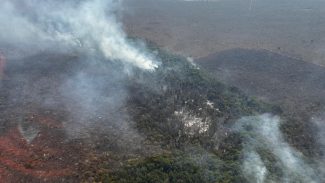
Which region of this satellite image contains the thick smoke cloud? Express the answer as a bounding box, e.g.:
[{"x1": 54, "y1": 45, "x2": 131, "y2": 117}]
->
[
  {"x1": 0, "y1": 0, "x2": 159, "y2": 152},
  {"x1": 234, "y1": 114, "x2": 323, "y2": 183},
  {"x1": 0, "y1": 0, "x2": 158, "y2": 70},
  {"x1": 242, "y1": 151, "x2": 267, "y2": 183}
]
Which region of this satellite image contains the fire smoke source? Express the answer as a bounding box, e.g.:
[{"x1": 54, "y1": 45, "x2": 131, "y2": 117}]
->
[
  {"x1": 0, "y1": 0, "x2": 159, "y2": 151},
  {"x1": 0, "y1": 0, "x2": 158, "y2": 70},
  {"x1": 234, "y1": 114, "x2": 323, "y2": 183}
]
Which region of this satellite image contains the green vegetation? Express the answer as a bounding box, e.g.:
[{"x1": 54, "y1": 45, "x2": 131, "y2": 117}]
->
[
  {"x1": 83, "y1": 46, "x2": 289, "y2": 182},
  {"x1": 108, "y1": 153, "x2": 212, "y2": 183},
  {"x1": 127, "y1": 46, "x2": 273, "y2": 148}
]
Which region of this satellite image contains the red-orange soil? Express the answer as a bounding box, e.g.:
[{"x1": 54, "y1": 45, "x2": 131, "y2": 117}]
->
[{"x1": 0, "y1": 114, "x2": 83, "y2": 182}]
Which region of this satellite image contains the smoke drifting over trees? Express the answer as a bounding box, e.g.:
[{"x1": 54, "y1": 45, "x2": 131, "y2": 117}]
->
[
  {"x1": 0, "y1": 0, "x2": 158, "y2": 70},
  {"x1": 234, "y1": 114, "x2": 325, "y2": 183},
  {"x1": 0, "y1": 0, "x2": 158, "y2": 152},
  {"x1": 0, "y1": 0, "x2": 324, "y2": 182}
]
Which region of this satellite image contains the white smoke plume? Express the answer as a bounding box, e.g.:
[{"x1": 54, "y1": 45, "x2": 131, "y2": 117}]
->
[
  {"x1": 234, "y1": 114, "x2": 322, "y2": 183},
  {"x1": 0, "y1": 0, "x2": 160, "y2": 152},
  {"x1": 242, "y1": 151, "x2": 267, "y2": 183},
  {"x1": 0, "y1": 0, "x2": 158, "y2": 70}
]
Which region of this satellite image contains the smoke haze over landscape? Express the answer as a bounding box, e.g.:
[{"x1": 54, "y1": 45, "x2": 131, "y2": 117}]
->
[
  {"x1": 0, "y1": 0, "x2": 158, "y2": 70},
  {"x1": 0, "y1": 0, "x2": 324, "y2": 182}
]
